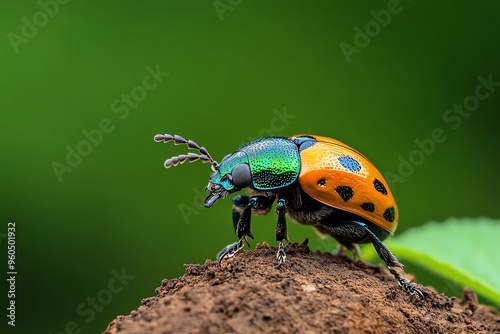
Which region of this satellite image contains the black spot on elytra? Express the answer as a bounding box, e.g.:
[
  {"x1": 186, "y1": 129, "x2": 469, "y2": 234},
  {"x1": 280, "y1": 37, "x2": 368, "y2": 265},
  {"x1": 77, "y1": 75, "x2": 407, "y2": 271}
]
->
[
  {"x1": 360, "y1": 202, "x2": 375, "y2": 212},
  {"x1": 317, "y1": 179, "x2": 326, "y2": 187},
  {"x1": 383, "y1": 206, "x2": 395, "y2": 222},
  {"x1": 336, "y1": 186, "x2": 353, "y2": 202},
  {"x1": 373, "y1": 179, "x2": 388, "y2": 195}
]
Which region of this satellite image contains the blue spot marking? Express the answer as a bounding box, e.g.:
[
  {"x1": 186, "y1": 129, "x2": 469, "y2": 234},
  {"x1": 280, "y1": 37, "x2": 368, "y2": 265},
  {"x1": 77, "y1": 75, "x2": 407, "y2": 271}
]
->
[
  {"x1": 298, "y1": 140, "x2": 315, "y2": 151},
  {"x1": 338, "y1": 155, "x2": 361, "y2": 172}
]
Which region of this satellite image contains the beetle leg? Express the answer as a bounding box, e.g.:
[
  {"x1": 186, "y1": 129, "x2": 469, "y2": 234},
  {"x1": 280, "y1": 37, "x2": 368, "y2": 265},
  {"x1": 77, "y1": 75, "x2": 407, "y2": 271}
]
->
[
  {"x1": 388, "y1": 267, "x2": 424, "y2": 298},
  {"x1": 235, "y1": 197, "x2": 256, "y2": 242},
  {"x1": 275, "y1": 198, "x2": 290, "y2": 268},
  {"x1": 319, "y1": 221, "x2": 423, "y2": 298},
  {"x1": 232, "y1": 195, "x2": 250, "y2": 234},
  {"x1": 362, "y1": 227, "x2": 424, "y2": 298},
  {"x1": 217, "y1": 238, "x2": 245, "y2": 266},
  {"x1": 277, "y1": 241, "x2": 286, "y2": 268},
  {"x1": 218, "y1": 195, "x2": 275, "y2": 266}
]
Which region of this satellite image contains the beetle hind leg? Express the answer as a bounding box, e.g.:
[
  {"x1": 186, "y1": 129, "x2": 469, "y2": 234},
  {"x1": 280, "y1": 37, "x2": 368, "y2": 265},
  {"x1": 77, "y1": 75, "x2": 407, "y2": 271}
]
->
[
  {"x1": 388, "y1": 267, "x2": 424, "y2": 298},
  {"x1": 363, "y1": 226, "x2": 424, "y2": 298},
  {"x1": 318, "y1": 221, "x2": 423, "y2": 298}
]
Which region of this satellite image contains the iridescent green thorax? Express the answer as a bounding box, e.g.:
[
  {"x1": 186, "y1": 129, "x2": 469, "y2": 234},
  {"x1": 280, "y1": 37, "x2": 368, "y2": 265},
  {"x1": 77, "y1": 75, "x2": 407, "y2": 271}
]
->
[
  {"x1": 211, "y1": 137, "x2": 301, "y2": 192},
  {"x1": 240, "y1": 137, "x2": 300, "y2": 190}
]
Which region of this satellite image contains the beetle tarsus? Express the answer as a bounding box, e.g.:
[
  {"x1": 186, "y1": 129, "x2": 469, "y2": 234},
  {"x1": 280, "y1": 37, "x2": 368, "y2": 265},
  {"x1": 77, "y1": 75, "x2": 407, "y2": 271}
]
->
[
  {"x1": 276, "y1": 241, "x2": 286, "y2": 268},
  {"x1": 389, "y1": 267, "x2": 424, "y2": 298},
  {"x1": 217, "y1": 238, "x2": 245, "y2": 266}
]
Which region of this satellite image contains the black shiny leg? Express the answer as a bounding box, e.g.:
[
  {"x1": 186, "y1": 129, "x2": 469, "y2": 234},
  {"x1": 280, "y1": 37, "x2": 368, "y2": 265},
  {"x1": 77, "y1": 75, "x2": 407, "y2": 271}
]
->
[
  {"x1": 218, "y1": 195, "x2": 275, "y2": 266},
  {"x1": 275, "y1": 198, "x2": 289, "y2": 268},
  {"x1": 217, "y1": 238, "x2": 245, "y2": 266},
  {"x1": 319, "y1": 220, "x2": 423, "y2": 298}
]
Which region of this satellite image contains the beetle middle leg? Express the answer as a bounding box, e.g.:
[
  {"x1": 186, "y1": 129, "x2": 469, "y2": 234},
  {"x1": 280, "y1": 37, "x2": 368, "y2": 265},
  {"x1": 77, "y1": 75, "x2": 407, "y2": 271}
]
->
[
  {"x1": 275, "y1": 198, "x2": 291, "y2": 268},
  {"x1": 317, "y1": 221, "x2": 424, "y2": 298},
  {"x1": 217, "y1": 195, "x2": 274, "y2": 265}
]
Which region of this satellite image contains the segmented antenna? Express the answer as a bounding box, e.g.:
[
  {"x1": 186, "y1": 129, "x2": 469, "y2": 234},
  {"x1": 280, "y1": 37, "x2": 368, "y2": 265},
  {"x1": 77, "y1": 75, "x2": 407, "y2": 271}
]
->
[{"x1": 154, "y1": 134, "x2": 219, "y2": 171}]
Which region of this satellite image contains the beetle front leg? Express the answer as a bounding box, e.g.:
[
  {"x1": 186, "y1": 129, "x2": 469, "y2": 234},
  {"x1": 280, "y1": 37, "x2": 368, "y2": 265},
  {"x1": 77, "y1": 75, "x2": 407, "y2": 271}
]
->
[
  {"x1": 217, "y1": 195, "x2": 274, "y2": 266},
  {"x1": 231, "y1": 195, "x2": 250, "y2": 234},
  {"x1": 216, "y1": 239, "x2": 245, "y2": 266},
  {"x1": 231, "y1": 195, "x2": 254, "y2": 245},
  {"x1": 275, "y1": 198, "x2": 290, "y2": 268}
]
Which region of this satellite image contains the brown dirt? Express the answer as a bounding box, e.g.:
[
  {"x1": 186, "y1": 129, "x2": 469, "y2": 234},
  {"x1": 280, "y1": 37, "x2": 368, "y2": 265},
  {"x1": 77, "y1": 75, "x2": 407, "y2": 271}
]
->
[{"x1": 104, "y1": 240, "x2": 499, "y2": 334}]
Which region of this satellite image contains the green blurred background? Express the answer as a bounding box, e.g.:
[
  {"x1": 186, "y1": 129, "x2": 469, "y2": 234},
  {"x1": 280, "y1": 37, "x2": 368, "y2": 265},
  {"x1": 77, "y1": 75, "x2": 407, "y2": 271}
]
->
[{"x1": 1, "y1": 1, "x2": 499, "y2": 333}]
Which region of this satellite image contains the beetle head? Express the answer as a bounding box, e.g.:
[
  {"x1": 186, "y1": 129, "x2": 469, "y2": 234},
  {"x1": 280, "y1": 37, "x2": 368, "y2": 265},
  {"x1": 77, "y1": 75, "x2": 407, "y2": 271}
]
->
[
  {"x1": 204, "y1": 152, "x2": 252, "y2": 207},
  {"x1": 154, "y1": 134, "x2": 252, "y2": 208}
]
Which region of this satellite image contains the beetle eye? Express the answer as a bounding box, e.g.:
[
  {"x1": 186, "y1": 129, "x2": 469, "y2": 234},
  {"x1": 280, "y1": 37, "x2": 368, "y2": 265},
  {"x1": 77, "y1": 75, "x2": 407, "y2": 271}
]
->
[{"x1": 231, "y1": 163, "x2": 252, "y2": 188}]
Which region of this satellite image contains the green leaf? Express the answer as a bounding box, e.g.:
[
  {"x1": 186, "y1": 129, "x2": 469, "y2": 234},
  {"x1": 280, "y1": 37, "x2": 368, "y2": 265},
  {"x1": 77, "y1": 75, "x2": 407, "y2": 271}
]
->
[{"x1": 363, "y1": 217, "x2": 500, "y2": 306}]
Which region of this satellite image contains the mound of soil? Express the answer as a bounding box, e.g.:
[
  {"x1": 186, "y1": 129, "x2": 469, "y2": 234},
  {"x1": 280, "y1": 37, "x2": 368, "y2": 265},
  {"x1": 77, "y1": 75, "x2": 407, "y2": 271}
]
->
[{"x1": 104, "y1": 240, "x2": 499, "y2": 333}]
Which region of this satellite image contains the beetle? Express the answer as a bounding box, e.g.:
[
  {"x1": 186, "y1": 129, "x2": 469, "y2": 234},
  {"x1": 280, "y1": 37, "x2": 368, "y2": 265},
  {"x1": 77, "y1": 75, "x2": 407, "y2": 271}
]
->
[{"x1": 154, "y1": 133, "x2": 423, "y2": 297}]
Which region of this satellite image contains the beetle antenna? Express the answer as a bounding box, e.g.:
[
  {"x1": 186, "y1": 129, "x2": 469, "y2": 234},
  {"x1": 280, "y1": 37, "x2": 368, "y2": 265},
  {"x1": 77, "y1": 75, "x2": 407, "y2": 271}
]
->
[{"x1": 154, "y1": 134, "x2": 219, "y2": 171}]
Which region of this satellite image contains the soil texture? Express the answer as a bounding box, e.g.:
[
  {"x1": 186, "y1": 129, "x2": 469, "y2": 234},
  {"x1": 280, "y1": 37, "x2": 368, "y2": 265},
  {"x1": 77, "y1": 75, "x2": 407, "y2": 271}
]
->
[{"x1": 104, "y1": 240, "x2": 499, "y2": 333}]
